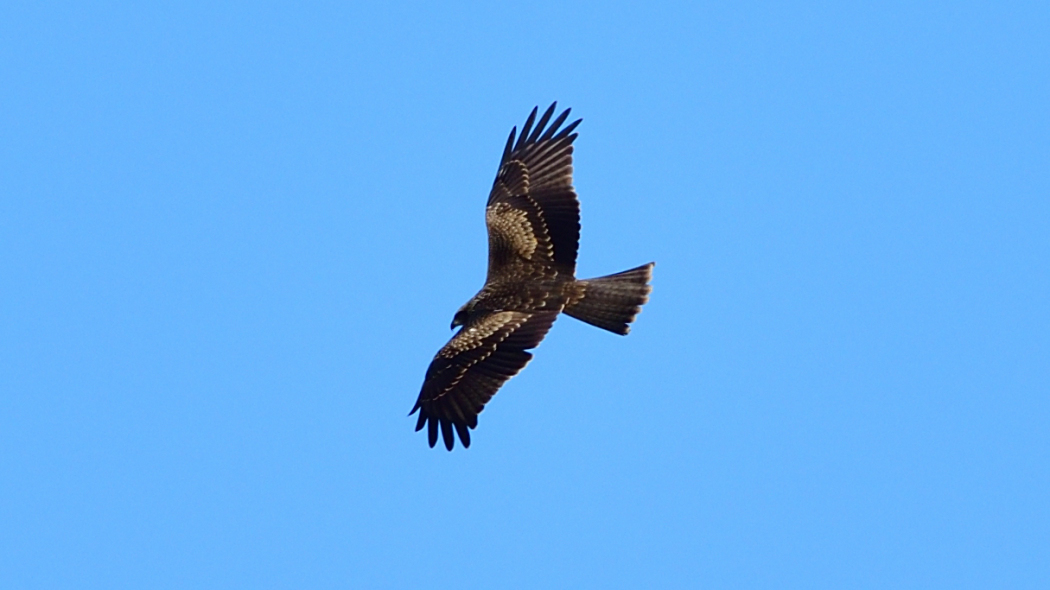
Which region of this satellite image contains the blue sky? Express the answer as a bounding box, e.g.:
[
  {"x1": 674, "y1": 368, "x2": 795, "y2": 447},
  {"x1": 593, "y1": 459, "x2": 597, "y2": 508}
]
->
[{"x1": 2, "y1": 1, "x2": 1047, "y2": 588}]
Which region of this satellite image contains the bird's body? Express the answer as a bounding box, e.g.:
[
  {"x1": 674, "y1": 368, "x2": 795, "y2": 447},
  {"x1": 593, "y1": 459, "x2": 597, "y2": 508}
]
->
[
  {"x1": 411, "y1": 103, "x2": 654, "y2": 450},
  {"x1": 459, "y1": 277, "x2": 570, "y2": 318}
]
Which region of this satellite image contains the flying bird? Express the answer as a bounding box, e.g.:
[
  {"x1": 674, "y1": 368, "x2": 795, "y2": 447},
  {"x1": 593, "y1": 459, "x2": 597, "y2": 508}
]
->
[{"x1": 410, "y1": 103, "x2": 654, "y2": 450}]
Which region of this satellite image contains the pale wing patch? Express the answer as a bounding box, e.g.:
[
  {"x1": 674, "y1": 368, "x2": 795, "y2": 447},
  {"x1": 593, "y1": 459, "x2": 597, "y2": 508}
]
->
[
  {"x1": 432, "y1": 311, "x2": 528, "y2": 400},
  {"x1": 440, "y1": 311, "x2": 523, "y2": 358},
  {"x1": 487, "y1": 203, "x2": 539, "y2": 261}
]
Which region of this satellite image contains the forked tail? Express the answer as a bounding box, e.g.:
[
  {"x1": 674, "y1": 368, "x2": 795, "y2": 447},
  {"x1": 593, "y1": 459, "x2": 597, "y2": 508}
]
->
[{"x1": 563, "y1": 262, "x2": 654, "y2": 335}]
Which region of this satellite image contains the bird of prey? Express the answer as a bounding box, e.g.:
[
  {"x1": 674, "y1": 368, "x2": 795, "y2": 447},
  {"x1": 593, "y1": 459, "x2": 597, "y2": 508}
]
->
[{"x1": 410, "y1": 103, "x2": 654, "y2": 450}]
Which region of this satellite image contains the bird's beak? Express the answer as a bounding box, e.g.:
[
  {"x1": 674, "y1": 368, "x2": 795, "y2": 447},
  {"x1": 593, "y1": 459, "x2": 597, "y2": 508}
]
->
[{"x1": 450, "y1": 319, "x2": 460, "y2": 330}]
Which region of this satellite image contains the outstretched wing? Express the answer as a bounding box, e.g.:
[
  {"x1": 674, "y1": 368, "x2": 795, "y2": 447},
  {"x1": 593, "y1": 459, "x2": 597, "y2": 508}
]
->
[
  {"x1": 410, "y1": 310, "x2": 559, "y2": 450},
  {"x1": 486, "y1": 103, "x2": 582, "y2": 281}
]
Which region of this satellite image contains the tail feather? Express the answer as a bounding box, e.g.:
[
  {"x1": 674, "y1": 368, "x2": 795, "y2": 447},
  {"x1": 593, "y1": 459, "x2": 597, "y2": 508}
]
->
[{"x1": 564, "y1": 263, "x2": 654, "y2": 335}]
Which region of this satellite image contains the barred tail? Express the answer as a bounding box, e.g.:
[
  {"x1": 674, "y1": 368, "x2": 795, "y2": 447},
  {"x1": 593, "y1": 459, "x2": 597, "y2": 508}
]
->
[{"x1": 563, "y1": 262, "x2": 654, "y2": 335}]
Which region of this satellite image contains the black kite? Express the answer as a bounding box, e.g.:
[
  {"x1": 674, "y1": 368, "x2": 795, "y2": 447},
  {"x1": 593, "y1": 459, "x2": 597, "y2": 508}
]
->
[{"x1": 410, "y1": 103, "x2": 654, "y2": 450}]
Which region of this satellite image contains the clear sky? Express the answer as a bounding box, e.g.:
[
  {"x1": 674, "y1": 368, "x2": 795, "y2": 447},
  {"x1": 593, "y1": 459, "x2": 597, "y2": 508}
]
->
[{"x1": 2, "y1": 1, "x2": 1048, "y2": 588}]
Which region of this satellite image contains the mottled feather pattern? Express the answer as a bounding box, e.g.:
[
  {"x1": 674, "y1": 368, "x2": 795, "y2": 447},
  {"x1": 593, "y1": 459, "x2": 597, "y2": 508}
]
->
[
  {"x1": 488, "y1": 104, "x2": 582, "y2": 276},
  {"x1": 428, "y1": 312, "x2": 529, "y2": 395},
  {"x1": 485, "y1": 198, "x2": 554, "y2": 278},
  {"x1": 412, "y1": 311, "x2": 558, "y2": 450}
]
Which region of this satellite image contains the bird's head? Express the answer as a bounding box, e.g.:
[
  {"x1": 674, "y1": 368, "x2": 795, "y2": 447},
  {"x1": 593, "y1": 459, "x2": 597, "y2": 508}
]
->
[{"x1": 451, "y1": 307, "x2": 470, "y2": 330}]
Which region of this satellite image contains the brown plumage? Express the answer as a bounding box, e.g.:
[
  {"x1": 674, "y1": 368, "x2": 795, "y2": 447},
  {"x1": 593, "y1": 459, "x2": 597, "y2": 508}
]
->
[{"x1": 410, "y1": 103, "x2": 654, "y2": 450}]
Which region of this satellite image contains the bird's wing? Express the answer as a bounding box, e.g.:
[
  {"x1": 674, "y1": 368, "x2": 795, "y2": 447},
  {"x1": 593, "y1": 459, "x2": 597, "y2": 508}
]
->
[
  {"x1": 410, "y1": 310, "x2": 559, "y2": 450},
  {"x1": 486, "y1": 103, "x2": 582, "y2": 280}
]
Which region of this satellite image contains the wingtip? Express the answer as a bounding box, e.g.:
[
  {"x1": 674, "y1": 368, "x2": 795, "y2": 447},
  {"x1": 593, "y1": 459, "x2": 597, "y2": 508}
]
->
[
  {"x1": 515, "y1": 107, "x2": 540, "y2": 150},
  {"x1": 454, "y1": 422, "x2": 472, "y2": 449},
  {"x1": 440, "y1": 419, "x2": 455, "y2": 451},
  {"x1": 558, "y1": 117, "x2": 582, "y2": 140},
  {"x1": 427, "y1": 416, "x2": 439, "y2": 447}
]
